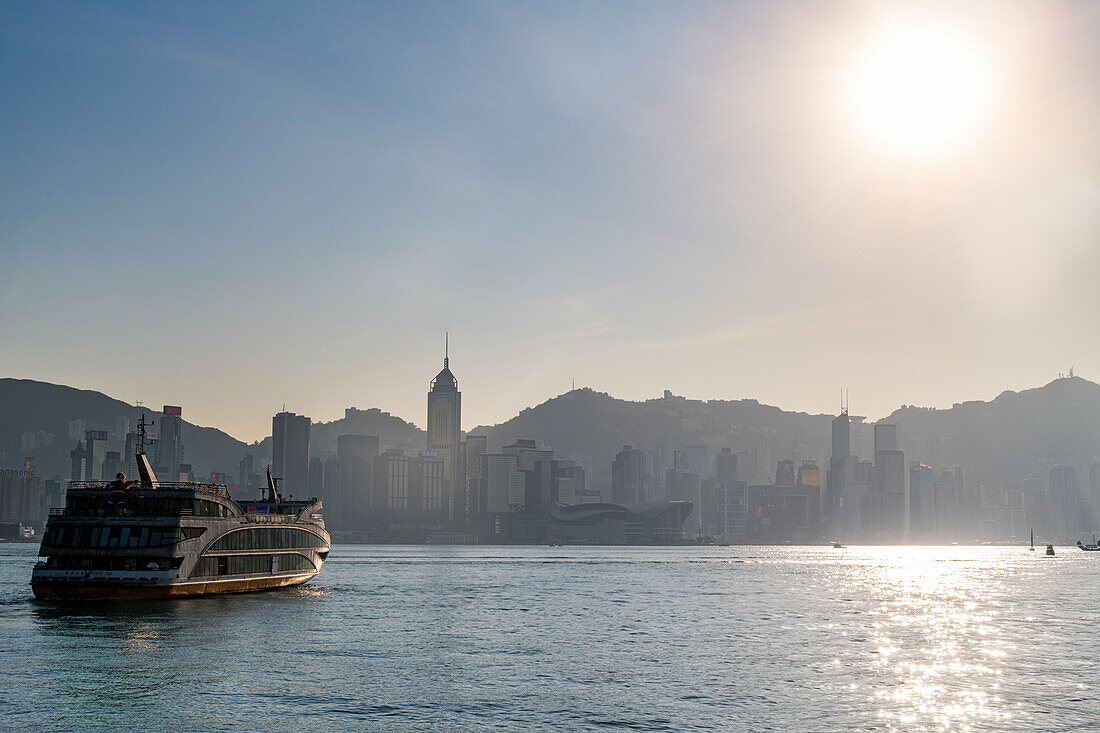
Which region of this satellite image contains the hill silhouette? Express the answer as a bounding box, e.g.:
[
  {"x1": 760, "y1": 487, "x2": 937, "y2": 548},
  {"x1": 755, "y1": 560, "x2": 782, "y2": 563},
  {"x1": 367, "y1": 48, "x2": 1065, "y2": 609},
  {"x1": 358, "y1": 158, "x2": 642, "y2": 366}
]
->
[{"x1": 3, "y1": 376, "x2": 1098, "y2": 492}]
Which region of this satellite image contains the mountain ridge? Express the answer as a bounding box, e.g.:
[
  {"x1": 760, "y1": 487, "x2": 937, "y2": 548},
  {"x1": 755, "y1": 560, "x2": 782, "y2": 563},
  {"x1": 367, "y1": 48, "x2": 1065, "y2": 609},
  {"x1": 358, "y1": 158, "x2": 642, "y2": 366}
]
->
[{"x1": 3, "y1": 376, "x2": 1098, "y2": 491}]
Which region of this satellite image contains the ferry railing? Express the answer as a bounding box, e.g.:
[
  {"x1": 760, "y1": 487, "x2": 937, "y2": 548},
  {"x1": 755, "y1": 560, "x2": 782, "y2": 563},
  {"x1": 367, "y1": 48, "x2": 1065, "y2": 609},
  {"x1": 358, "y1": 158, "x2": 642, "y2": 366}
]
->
[{"x1": 67, "y1": 480, "x2": 232, "y2": 499}]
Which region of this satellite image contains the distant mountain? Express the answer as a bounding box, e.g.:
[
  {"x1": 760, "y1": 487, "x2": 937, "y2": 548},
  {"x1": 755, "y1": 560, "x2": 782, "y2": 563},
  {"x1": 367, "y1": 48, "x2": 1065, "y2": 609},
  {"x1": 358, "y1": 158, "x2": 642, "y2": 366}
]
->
[
  {"x1": 470, "y1": 388, "x2": 837, "y2": 487},
  {"x1": 471, "y1": 378, "x2": 1100, "y2": 490},
  {"x1": 884, "y1": 376, "x2": 1100, "y2": 487},
  {"x1": 5, "y1": 376, "x2": 1099, "y2": 492},
  {"x1": 0, "y1": 378, "x2": 250, "y2": 480}
]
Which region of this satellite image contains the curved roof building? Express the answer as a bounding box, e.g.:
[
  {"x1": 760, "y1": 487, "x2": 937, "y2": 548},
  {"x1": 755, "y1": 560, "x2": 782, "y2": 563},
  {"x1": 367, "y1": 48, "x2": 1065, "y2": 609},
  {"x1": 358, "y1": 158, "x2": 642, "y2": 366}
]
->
[{"x1": 540, "y1": 500, "x2": 693, "y2": 544}]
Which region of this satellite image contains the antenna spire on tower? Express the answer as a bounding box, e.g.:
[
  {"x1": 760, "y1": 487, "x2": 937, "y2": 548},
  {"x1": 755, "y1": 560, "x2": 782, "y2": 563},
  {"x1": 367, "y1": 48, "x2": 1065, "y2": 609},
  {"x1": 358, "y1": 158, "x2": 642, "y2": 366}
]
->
[{"x1": 445, "y1": 331, "x2": 449, "y2": 368}]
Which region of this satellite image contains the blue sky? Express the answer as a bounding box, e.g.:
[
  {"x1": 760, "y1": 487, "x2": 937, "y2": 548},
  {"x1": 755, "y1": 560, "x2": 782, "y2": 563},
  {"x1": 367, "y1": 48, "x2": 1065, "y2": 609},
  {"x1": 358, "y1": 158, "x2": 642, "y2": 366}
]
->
[{"x1": 3, "y1": 1, "x2": 1098, "y2": 442}]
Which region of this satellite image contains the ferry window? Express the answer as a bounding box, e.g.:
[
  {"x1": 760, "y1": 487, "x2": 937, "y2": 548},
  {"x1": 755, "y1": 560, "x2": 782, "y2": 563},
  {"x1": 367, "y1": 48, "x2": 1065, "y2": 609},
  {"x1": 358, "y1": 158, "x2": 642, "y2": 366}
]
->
[
  {"x1": 139, "y1": 527, "x2": 150, "y2": 546},
  {"x1": 119, "y1": 527, "x2": 131, "y2": 547},
  {"x1": 182, "y1": 527, "x2": 207, "y2": 540},
  {"x1": 149, "y1": 531, "x2": 161, "y2": 546},
  {"x1": 217, "y1": 556, "x2": 228, "y2": 575},
  {"x1": 99, "y1": 528, "x2": 110, "y2": 547}
]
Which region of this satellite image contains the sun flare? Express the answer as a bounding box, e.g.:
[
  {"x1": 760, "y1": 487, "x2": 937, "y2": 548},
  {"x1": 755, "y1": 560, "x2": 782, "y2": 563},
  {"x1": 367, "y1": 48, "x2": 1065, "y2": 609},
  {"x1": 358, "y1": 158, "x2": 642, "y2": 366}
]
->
[{"x1": 848, "y1": 20, "x2": 991, "y2": 155}]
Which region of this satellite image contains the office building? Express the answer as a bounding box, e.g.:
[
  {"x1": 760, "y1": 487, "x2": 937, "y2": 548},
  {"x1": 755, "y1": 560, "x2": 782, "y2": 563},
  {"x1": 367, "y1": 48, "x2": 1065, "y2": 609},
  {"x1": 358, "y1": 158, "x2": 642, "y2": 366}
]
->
[
  {"x1": 612, "y1": 445, "x2": 646, "y2": 504},
  {"x1": 336, "y1": 434, "x2": 380, "y2": 528},
  {"x1": 157, "y1": 406, "x2": 184, "y2": 479},
  {"x1": 427, "y1": 347, "x2": 462, "y2": 522},
  {"x1": 272, "y1": 411, "x2": 311, "y2": 494}
]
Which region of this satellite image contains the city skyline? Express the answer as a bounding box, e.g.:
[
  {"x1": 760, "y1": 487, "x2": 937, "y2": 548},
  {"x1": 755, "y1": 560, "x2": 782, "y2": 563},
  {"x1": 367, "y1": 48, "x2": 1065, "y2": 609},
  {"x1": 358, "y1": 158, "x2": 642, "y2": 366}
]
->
[{"x1": 4, "y1": 2, "x2": 1099, "y2": 443}]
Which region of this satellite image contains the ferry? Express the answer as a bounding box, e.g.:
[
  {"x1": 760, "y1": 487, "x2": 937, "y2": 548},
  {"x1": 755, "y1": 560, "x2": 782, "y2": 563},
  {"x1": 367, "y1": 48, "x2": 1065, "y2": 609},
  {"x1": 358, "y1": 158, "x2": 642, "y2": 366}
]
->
[{"x1": 31, "y1": 425, "x2": 329, "y2": 601}]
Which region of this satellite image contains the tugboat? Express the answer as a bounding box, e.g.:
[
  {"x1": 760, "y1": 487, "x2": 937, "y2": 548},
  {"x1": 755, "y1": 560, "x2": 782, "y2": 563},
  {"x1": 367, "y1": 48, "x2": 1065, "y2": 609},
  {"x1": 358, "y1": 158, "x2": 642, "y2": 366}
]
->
[{"x1": 31, "y1": 415, "x2": 329, "y2": 601}]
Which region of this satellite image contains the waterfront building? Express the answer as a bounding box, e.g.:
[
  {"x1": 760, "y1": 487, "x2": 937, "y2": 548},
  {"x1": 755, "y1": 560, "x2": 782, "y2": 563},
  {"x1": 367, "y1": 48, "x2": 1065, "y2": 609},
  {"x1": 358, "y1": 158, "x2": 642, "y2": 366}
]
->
[
  {"x1": 272, "y1": 411, "x2": 311, "y2": 494},
  {"x1": 909, "y1": 463, "x2": 936, "y2": 538},
  {"x1": 482, "y1": 453, "x2": 525, "y2": 514},
  {"x1": 826, "y1": 411, "x2": 851, "y2": 535},
  {"x1": 336, "y1": 434, "x2": 380, "y2": 528},
  {"x1": 503, "y1": 439, "x2": 554, "y2": 507},
  {"x1": 541, "y1": 501, "x2": 694, "y2": 544},
  {"x1": 0, "y1": 467, "x2": 41, "y2": 524},
  {"x1": 1049, "y1": 465, "x2": 1080, "y2": 542},
  {"x1": 463, "y1": 435, "x2": 487, "y2": 527},
  {"x1": 666, "y1": 468, "x2": 702, "y2": 534},
  {"x1": 374, "y1": 449, "x2": 410, "y2": 523}
]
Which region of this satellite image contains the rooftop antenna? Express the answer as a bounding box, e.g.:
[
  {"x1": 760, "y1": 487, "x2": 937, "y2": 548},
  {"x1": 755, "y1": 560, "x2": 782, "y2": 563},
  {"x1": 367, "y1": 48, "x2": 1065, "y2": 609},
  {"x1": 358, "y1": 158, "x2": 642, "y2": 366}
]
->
[{"x1": 445, "y1": 331, "x2": 449, "y2": 369}]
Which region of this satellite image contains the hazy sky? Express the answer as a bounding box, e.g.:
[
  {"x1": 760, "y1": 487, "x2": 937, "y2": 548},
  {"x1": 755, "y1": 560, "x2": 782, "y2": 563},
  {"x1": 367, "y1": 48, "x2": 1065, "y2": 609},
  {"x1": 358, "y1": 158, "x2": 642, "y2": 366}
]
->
[{"x1": 3, "y1": 1, "x2": 1098, "y2": 442}]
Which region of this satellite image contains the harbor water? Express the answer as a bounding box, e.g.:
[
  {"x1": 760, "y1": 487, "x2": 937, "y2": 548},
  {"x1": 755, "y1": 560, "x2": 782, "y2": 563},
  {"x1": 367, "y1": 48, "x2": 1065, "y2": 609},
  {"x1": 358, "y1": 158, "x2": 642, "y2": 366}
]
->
[{"x1": 2, "y1": 543, "x2": 1098, "y2": 731}]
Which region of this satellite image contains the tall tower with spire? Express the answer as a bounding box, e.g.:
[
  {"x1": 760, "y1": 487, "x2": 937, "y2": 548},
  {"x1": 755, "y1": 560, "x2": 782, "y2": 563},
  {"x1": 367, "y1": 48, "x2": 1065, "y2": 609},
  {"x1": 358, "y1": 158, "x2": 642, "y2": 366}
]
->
[{"x1": 427, "y1": 335, "x2": 462, "y2": 522}]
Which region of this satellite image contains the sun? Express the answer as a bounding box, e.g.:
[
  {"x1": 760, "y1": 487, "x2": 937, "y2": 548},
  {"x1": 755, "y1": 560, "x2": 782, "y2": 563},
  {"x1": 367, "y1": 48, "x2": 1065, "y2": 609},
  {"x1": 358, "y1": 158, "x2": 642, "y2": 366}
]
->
[{"x1": 848, "y1": 19, "x2": 991, "y2": 155}]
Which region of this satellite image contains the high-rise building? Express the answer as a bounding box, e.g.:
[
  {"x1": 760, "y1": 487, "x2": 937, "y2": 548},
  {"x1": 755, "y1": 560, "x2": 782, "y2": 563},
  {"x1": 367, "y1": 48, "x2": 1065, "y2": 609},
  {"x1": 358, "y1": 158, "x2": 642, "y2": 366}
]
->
[
  {"x1": 239, "y1": 453, "x2": 256, "y2": 487},
  {"x1": 157, "y1": 406, "x2": 184, "y2": 479},
  {"x1": 909, "y1": 463, "x2": 936, "y2": 538},
  {"x1": 272, "y1": 411, "x2": 311, "y2": 493},
  {"x1": 612, "y1": 445, "x2": 645, "y2": 504},
  {"x1": 716, "y1": 449, "x2": 738, "y2": 485},
  {"x1": 827, "y1": 411, "x2": 852, "y2": 534},
  {"x1": 124, "y1": 431, "x2": 141, "y2": 480},
  {"x1": 84, "y1": 430, "x2": 107, "y2": 481},
  {"x1": 503, "y1": 440, "x2": 554, "y2": 507},
  {"x1": 410, "y1": 451, "x2": 446, "y2": 524},
  {"x1": 336, "y1": 434, "x2": 380, "y2": 527},
  {"x1": 309, "y1": 457, "x2": 325, "y2": 497},
  {"x1": 483, "y1": 453, "x2": 525, "y2": 514},
  {"x1": 70, "y1": 441, "x2": 86, "y2": 481},
  {"x1": 0, "y1": 467, "x2": 41, "y2": 523},
  {"x1": 873, "y1": 450, "x2": 906, "y2": 534},
  {"x1": 873, "y1": 423, "x2": 898, "y2": 455},
  {"x1": 463, "y1": 435, "x2": 487, "y2": 527},
  {"x1": 374, "y1": 449, "x2": 410, "y2": 521},
  {"x1": 103, "y1": 451, "x2": 121, "y2": 482},
  {"x1": 1049, "y1": 465, "x2": 1080, "y2": 542},
  {"x1": 775, "y1": 459, "x2": 796, "y2": 487},
  {"x1": 427, "y1": 347, "x2": 461, "y2": 522}
]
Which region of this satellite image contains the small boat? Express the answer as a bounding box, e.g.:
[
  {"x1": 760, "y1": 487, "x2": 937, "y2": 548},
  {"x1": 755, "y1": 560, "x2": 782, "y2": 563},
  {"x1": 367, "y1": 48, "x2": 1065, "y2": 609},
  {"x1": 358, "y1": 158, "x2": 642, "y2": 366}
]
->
[
  {"x1": 1028, "y1": 529, "x2": 1035, "y2": 551},
  {"x1": 831, "y1": 540, "x2": 844, "y2": 549},
  {"x1": 1046, "y1": 545, "x2": 1055, "y2": 556},
  {"x1": 1077, "y1": 541, "x2": 1100, "y2": 552}
]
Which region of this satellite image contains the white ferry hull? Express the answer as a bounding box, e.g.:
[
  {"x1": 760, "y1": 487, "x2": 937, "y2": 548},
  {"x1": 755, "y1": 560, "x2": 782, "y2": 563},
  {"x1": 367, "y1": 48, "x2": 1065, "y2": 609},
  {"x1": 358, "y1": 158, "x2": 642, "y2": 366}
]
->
[{"x1": 31, "y1": 568, "x2": 320, "y2": 601}]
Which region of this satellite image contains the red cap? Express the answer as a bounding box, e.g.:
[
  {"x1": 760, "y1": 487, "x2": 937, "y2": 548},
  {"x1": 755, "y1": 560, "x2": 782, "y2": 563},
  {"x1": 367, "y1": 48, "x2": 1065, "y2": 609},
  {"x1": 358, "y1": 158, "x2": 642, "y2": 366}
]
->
[{"x1": 116, "y1": 472, "x2": 125, "y2": 480}]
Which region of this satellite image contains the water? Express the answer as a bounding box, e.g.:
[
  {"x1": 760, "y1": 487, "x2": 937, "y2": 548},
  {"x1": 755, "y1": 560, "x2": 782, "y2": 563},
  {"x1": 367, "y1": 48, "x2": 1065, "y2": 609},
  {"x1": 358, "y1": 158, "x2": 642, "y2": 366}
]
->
[{"x1": 2, "y1": 544, "x2": 1098, "y2": 732}]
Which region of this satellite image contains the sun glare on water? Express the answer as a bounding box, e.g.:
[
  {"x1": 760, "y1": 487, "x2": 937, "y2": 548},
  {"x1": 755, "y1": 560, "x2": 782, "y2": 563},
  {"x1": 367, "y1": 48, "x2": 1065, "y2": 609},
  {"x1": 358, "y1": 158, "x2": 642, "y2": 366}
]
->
[{"x1": 848, "y1": 19, "x2": 992, "y2": 155}]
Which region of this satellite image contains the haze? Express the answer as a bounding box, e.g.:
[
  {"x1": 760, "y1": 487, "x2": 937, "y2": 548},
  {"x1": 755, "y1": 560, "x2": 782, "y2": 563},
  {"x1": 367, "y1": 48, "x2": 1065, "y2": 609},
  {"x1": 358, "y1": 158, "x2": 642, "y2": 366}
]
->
[{"x1": 2, "y1": 1, "x2": 1098, "y2": 442}]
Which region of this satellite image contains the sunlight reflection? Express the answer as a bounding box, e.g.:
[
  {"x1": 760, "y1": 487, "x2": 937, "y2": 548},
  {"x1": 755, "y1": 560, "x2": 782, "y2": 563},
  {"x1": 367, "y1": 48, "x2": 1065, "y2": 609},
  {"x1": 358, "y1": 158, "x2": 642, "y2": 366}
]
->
[{"x1": 846, "y1": 547, "x2": 1013, "y2": 730}]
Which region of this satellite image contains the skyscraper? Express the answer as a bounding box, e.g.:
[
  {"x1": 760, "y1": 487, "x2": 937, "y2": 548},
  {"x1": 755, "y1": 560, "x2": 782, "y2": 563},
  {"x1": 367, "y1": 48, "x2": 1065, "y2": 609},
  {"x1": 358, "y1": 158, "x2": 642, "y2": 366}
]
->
[
  {"x1": 272, "y1": 411, "x2": 311, "y2": 494},
  {"x1": 157, "y1": 406, "x2": 183, "y2": 479},
  {"x1": 463, "y1": 435, "x2": 487, "y2": 528},
  {"x1": 336, "y1": 434, "x2": 380, "y2": 527},
  {"x1": 427, "y1": 344, "x2": 461, "y2": 522},
  {"x1": 612, "y1": 445, "x2": 645, "y2": 504}
]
